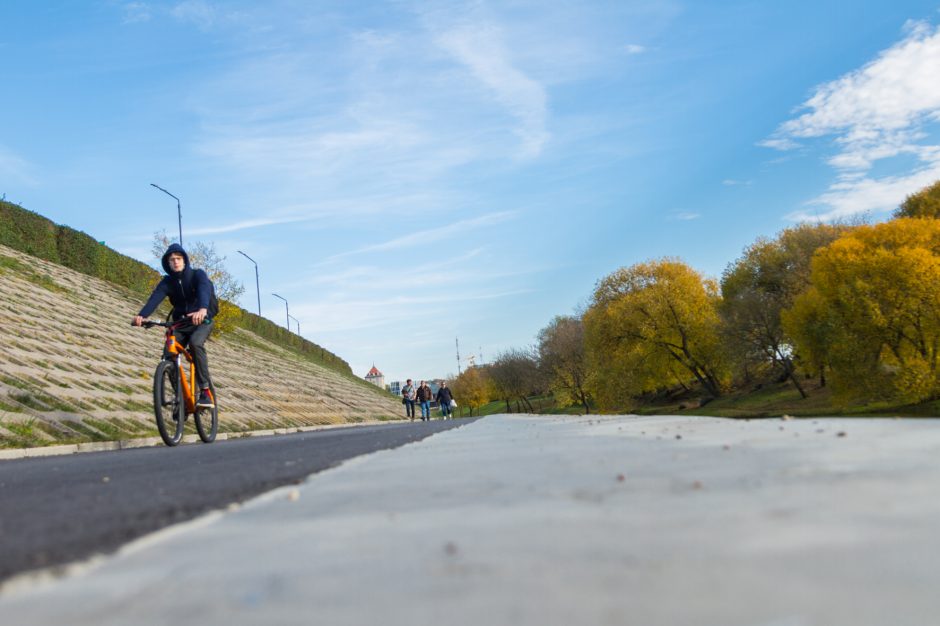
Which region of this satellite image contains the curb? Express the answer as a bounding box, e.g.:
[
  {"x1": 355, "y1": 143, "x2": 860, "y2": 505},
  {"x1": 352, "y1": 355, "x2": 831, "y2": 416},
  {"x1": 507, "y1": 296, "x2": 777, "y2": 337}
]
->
[{"x1": 0, "y1": 420, "x2": 402, "y2": 461}]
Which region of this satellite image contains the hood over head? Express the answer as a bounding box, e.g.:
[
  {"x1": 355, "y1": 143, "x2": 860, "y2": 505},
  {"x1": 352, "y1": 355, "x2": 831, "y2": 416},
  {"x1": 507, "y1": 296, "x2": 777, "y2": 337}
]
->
[{"x1": 161, "y1": 243, "x2": 191, "y2": 275}]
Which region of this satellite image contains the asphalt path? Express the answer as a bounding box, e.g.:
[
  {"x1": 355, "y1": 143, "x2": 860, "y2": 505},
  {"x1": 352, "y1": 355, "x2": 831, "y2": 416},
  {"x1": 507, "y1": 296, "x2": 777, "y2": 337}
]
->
[{"x1": 0, "y1": 419, "x2": 473, "y2": 583}]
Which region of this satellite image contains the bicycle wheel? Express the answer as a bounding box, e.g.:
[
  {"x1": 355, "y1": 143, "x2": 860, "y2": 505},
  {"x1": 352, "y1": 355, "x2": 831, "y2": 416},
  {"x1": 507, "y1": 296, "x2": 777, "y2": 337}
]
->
[
  {"x1": 153, "y1": 360, "x2": 185, "y2": 446},
  {"x1": 194, "y1": 382, "x2": 218, "y2": 443}
]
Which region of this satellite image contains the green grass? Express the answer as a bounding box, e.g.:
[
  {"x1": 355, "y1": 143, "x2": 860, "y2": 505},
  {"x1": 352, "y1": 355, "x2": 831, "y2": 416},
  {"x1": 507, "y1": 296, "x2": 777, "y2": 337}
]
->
[
  {"x1": 0, "y1": 397, "x2": 25, "y2": 413},
  {"x1": 0, "y1": 254, "x2": 69, "y2": 294}
]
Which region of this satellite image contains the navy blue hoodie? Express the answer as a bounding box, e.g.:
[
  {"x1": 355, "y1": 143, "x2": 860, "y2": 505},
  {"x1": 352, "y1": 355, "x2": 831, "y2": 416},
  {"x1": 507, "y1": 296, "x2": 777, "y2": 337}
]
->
[{"x1": 138, "y1": 244, "x2": 213, "y2": 321}]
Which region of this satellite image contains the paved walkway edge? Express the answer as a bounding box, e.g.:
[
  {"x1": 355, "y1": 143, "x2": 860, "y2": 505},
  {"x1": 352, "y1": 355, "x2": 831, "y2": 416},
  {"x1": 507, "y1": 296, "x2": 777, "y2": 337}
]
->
[{"x1": 0, "y1": 419, "x2": 409, "y2": 460}]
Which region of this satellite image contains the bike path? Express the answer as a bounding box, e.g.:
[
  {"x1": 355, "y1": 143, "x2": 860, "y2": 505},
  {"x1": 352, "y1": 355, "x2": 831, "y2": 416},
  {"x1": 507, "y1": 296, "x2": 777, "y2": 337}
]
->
[
  {"x1": 0, "y1": 419, "x2": 470, "y2": 583},
  {"x1": 3, "y1": 414, "x2": 940, "y2": 625}
]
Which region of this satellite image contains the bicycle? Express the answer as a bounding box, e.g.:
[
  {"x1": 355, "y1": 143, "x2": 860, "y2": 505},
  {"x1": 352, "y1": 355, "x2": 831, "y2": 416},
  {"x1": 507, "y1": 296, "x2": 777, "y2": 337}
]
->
[{"x1": 138, "y1": 318, "x2": 218, "y2": 446}]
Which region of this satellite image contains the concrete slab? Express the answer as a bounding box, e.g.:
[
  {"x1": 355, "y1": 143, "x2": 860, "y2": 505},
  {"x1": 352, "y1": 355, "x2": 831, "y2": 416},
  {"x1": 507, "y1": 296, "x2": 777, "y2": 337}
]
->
[{"x1": 2, "y1": 414, "x2": 940, "y2": 626}]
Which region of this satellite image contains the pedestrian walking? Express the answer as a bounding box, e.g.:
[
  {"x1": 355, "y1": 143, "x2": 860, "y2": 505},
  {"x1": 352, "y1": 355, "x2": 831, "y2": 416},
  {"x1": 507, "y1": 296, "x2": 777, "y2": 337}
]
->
[
  {"x1": 401, "y1": 379, "x2": 416, "y2": 421},
  {"x1": 416, "y1": 380, "x2": 432, "y2": 421},
  {"x1": 436, "y1": 382, "x2": 454, "y2": 419}
]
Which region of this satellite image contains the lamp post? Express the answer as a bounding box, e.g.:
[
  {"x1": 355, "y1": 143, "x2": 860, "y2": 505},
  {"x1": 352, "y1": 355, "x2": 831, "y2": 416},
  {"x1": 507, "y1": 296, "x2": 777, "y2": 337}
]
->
[
  {"x1": 288, "y1": 314, "x2": 300, "y2": 336},
  {"x1": 272, "y1": 293, "x2": 289, "y2": 330},
  {"x1": 150, "y1": 183, "x2": 183, "y2": 247},
  {"x1": 237, "y1": 250, "x2": 261, "y2": 316}
]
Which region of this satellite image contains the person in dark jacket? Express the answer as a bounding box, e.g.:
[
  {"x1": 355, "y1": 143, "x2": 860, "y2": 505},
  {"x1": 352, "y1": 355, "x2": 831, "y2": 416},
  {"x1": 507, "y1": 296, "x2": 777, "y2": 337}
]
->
[
  {"x1": 133, "y1": 243, "x2": 215, "y2": 407},
  {"x1": 416, "y1": 380, "x2": 433, "y2": 421},
  {"x1": 435, "y1": 382, "x2": 454, "y2": 419}
]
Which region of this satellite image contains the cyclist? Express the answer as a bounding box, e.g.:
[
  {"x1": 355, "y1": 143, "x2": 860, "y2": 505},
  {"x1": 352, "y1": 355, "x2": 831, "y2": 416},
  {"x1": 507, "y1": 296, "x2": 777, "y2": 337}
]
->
[{"x1": 133, "y1": 243, "x2": 216, "y2": 408}]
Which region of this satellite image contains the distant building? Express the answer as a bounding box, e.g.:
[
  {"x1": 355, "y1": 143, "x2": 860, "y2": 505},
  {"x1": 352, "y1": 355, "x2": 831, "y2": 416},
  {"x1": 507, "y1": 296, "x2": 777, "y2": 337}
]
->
[
  {"x1": 364, "y1": 365, "x2": 385, "y2": 389},
  {"x1": 388, "y1": 380, "x2": 402, "y2": 396}
]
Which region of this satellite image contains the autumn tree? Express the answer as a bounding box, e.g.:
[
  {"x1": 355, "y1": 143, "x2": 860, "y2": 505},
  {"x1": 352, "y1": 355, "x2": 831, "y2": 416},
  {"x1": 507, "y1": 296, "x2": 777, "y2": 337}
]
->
[
  {"x1": 450, "y1": 366, "x2": 490, "y2": 416},
  {"x1": 583, "y1": 258, "x2": 729, "y2": 408},
  {"x1": 537, "y1": 315, "x2": 592, "y2": 413},
  {"x1": 894, "y1": 179, "x2": 940, "y2": 218},
  {"x1": 783, "y1": 218, "x2": 940, "y2": 402},
  {"x1": 152, "y1": 231, "x2": 244, "y2": 333},
  {"x1": 720, "y1": 223, "x2": 852, "y2": 395},
  {"x1": 488, "y1": 348, "x2": 545, "y2": 413}
]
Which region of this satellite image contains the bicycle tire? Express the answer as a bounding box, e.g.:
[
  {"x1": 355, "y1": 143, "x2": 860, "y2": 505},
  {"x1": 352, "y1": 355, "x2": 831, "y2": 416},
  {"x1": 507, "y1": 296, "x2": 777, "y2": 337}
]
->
[
  {"x1": 153, "y1": 360, "x2": 185, "y2": 447},
  {"x1": 194, "y1": 382, "x2": 218, "y2": 443}
]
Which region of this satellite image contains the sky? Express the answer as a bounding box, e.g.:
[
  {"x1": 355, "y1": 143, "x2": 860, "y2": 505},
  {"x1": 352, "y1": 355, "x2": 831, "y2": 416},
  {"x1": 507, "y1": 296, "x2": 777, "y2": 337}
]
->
[{"x1": 2, "y1": 1, "x2": 940, "y2": 385}]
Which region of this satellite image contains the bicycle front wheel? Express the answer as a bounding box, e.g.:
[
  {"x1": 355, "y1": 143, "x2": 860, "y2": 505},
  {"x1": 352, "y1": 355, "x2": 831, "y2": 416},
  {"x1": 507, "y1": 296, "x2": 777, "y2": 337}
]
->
[
  {"x1": 194, "y1": 382, "x2": 218, "y2": 443},
  {"x1": 153, "y1": 360, "x2": 185, "y2": 446}
]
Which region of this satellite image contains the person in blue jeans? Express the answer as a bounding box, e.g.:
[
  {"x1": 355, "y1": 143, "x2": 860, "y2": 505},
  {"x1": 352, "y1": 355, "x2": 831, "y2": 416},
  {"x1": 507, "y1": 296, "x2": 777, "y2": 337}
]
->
[
  {"x1": 401, "y1": 379, "x2": 416, "y2": 421},
  {"x1": 416, "y1": 380, "x2": 432, "y2": 421},
  {"x1": 436, "y1": 381, "x2": 454, "y2": 419}
]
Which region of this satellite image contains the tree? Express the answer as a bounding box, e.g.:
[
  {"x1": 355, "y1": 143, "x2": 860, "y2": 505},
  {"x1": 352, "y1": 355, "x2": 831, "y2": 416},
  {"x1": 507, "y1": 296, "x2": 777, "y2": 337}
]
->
[
  {"x1": 894, "y1": 179, "x2": 940, "y2": 218},
  {"x1": 537, "y1": 315, "x2": 592, "y2": 413},
  {"x1": 583, "y1": 258, "x2": 729, "y2": 408},
  {"x1": 783, "y1": 218, "x2": 940, "y2": 402},
  {"x1": 451, "y1": 366, "x2": 490, "y2": 416},
  {"x1": 720, "y1": 223, "x2": 852, "y2": 396},
  {"x1": 152, "y1": 231, "x2": 244, "y2": 333},
  {"x1": 488, "y1": 348, "x2": 545, "y2": 413}
]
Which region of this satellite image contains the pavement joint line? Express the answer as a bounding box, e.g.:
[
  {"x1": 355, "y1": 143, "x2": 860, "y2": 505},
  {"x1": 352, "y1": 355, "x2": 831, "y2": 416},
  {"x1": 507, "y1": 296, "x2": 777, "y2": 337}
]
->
[{"x1": 0, "y1": 419, "x2": 408, "y2": 461}]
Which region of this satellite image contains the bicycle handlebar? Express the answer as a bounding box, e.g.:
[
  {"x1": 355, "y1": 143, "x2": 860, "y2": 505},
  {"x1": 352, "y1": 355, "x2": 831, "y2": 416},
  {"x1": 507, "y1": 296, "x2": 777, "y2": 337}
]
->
[{"x1": 133, "y1": 318, "x2": 197, "y2": 330}]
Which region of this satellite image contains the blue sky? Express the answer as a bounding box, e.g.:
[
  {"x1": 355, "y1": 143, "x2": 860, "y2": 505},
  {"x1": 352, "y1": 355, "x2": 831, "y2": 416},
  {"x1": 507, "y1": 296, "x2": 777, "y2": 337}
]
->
[{"x1": 3, "y1": 1, "x2": 940, "y2": 384}]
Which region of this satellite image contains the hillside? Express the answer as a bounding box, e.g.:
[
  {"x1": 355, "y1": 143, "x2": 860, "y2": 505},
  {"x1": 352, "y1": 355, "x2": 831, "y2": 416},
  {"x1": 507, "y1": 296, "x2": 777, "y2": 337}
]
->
[{"x1": 0, "y1": 242, "x2": 402, "y2": 448}]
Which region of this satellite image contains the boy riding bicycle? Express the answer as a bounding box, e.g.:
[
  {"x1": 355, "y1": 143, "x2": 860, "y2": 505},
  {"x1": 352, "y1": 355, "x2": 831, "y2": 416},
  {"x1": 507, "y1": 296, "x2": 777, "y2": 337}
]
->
[{"x1": 133, "y1": 244, "x2": 216, "y2": 408}]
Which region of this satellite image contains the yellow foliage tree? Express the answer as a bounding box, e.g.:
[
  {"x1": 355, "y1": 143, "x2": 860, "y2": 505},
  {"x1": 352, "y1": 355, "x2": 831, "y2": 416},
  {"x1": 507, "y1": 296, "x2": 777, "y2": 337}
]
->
[
  {"x1": 783, "y1": 218, "x2": 940, "y2": 402},
  {"x1": 451, "y1": 366, "x2": 490, "y2": 416},
  {"x1": 583, "y1": 258, "x2": 729, "y2": 409},
  {"x1": 721, "y1": 223, "x2": 852, "y2": 395},
  {"x1": 894, "y1": 179, "x2": 940, "y2": 219}
]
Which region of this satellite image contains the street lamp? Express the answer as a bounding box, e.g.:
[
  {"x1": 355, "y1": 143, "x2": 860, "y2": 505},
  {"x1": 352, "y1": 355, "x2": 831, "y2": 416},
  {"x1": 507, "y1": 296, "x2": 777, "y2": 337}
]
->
[
  {"x1": 288, "y1": 314, "x2": 300, "y2": 336},
  {"x1": 150, "y1": 183, "x2": 183, "y2": 247},
  {"x1": 237, "y1": 250, "x2": 261, "y2": 316},
  {"x1": 272, "y1": 293, "x2": 289, "y2": 330}
]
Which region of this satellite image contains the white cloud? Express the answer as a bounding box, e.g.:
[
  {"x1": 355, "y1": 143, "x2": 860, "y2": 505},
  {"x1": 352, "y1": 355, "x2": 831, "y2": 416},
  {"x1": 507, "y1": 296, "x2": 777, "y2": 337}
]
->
[
  {"x1": 788, "y1": 162, "x2": 940, "y2": 221},
  {"x1": 432, "y1": 20, "x2": 549, "y2": 158},
  {"x1": 722, "y1": 179, "x2": 752, "y2": 187},
  {"x1": 0, "y1": 146, "x2": 38, "y2": 187},
  {"x1": 121, "y1": 2, "x2": 151, "y2": 23},
  {"x1": 670, "y1": 211, "x2": 700, "y2": 221},
  {"x1": 171, "y1": 0, "x2": 217, "y2": 29},
  {"x1": 323, "y1": 211, "x2": 516, "y2": 261},
  {"x1": 187, "y1": 214, "x2": 314, "y2": 236},
  {"x1": 624, "y1": 44, "x2": 646, "y2": 54},
  {"x1": 765, "y1": 20, "x2": 940, "y2": 218}
]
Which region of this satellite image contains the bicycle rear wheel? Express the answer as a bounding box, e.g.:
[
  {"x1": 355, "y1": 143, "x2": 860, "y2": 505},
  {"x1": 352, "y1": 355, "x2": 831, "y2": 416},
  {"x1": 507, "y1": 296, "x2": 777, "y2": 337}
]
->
[
  {"x1": 194, "y1": 382, "x2": 218, "y2": 443},
  {"x1": 153, "y1": 360, "x2": 185, "y2": 446}
]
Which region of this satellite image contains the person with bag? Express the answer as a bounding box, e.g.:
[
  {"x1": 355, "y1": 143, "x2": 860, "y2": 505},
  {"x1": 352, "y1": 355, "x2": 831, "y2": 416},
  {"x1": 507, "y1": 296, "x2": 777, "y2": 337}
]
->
[
  {"x1": 436, "y1": 381, "x2": 454, "y2": 420},
  {"x1": 133, "y1": 243, "x2": 218, "y2": 408},
  {"x1": 416, "y1": 380, "x2": 433, "y2": 421},
  {"x1": 401, "y1": 379, "x2": 417, "y2": 421}
]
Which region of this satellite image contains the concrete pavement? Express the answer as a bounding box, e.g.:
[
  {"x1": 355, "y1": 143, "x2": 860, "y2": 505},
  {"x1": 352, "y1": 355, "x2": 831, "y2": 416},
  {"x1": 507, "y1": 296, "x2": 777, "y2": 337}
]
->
[{"x1": 2, "y1": 413, "x2": 940, "y2": 626}]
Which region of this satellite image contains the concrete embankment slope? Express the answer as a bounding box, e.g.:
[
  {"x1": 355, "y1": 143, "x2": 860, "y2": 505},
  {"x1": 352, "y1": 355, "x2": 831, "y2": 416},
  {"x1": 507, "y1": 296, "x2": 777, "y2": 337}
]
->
[
  {"x1": 0, "y1": 243, "x2": 401, "y2": 446},
  {"x1": 2, "y1": 414, "x2": 939, "y2": 625}
]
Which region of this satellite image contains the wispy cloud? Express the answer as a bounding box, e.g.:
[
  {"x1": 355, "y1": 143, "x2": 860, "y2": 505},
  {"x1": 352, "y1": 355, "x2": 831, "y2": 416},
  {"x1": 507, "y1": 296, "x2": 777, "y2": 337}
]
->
[
  {"x1": 323, "y1": 211, "x2": 516, "y2": 262},
  {"x1": 121, "y1": 1, "x2": 151, "y2": 23},
  {"x1": 187, "y1": 214, "x2": 314, "y2": 236},
  {"x1": 0, "y1": 146, "x2": 38, "y2": 187},
  {"x1": 171, "y1": 0, "x2": 217, "y2": 30},
  {"x1": 765, "y1": 20, "x2": 940, "y2": 220},
  {"x1": 430, "y1": 17, "x2": 549, "y2": 158},
  {"x1": 722, "y1": 179, "x2": 752, "y2": 187},
  {"x1": 669, "y1": 211, "x2": 700, "y2": 221},
  {"x1": 624, "y1": 44, "x2": 646, "y2": 54}
]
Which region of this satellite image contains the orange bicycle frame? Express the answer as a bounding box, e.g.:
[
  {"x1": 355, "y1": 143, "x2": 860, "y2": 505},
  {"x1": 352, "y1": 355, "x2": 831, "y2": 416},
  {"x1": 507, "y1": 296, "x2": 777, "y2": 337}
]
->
[{"x1": 165, "y1": 332, "x2": 197, "y2": 415}]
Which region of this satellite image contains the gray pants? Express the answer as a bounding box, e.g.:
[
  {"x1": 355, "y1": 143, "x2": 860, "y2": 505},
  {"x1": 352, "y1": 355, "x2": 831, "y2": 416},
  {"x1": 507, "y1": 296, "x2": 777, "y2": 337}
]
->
[{"x1": 166, "y1": 320, "x2": 213, "y2": 388}]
